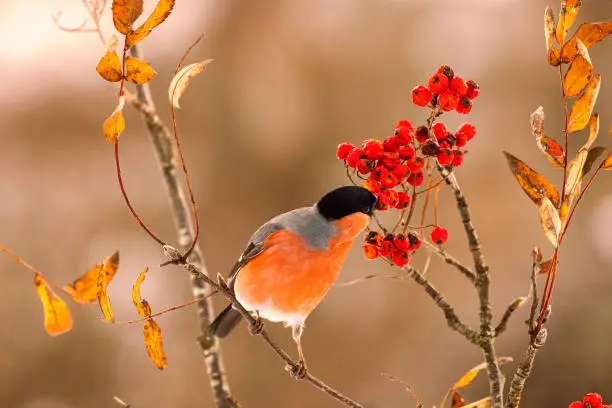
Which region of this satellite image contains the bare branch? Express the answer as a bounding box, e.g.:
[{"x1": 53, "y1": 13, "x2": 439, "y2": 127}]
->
[
  {"x1": 129, "y1": 45, "x2": 235, "y2": 408},
  {"x1": 528, "y1": 248, "x2": 541, "y2": 337},
  {"x1": 507, "y1": 328, "x2": 548, "y2": 408},
  {"x1": 494, "y1": 297, "x2": 528, "y2": 337},
  {"x1": 421, "y1": 239, "x2": 476, "y2": 283}
]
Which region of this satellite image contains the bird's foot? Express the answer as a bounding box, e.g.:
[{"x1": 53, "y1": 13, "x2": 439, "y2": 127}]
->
[
  {"x1": 286, "y1": 360, "x2": 308, "y2": 380},
  {"x1": 248, "y1": 314, "x2": 264, "y2": 335}
]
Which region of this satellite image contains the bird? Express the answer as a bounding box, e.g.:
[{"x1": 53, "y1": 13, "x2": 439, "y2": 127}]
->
[{"x1": 208, "y1": 185, "x2": 377, "y2": 377}]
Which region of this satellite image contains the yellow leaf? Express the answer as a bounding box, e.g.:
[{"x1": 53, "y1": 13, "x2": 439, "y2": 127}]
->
[
  {"x1": 556, "y1": 0, "x2": 582, "y2": 45},
  {"x1": 103, "y1": 96, "x2": 127, "y2": 143},
  {"x1": 539, "y1": 197, "x2": 561, "y2": 247},
  {"x1": 97, "y1": 257, "x2": 115, "y2": 323},
  {"x1": 34, "y1": 274, "x2": 73, "y2": 336},
  {"x1": 568, "y1": 74, "x2": 601, "y2": 133},
  {"x1": 96, "y1": 51, "x2": 123, "y2": 82},
  {"x1": 453, "y1": 357, "x2": 513, "y2": 390},
  {"x1": 132, "y1": 267, "x2": 152, "y2": 318},
  {"x1": 64, "y1": 251, "x2": 120, "y2": 304},
  {"x1": 125, "y1": 56, "x2": 157, "y2": 85},
  {"x1": 168, "y1": 60, "x2": 213, "y2": 109},
  {"x1": 562, "y1": 22, "x2": 612, "y2": 61},
  {"x1": 504, "y1": 152, "x2": 560, "y2": 207},
  {"x1": 565, "y1": 114, "x2": 600, "y2": 201},
  {"x1": 462, "y1": 397, "x2": 492, "y2": 408},
  {"x1": 604, "y1": 153, "x2": 612, "y2": 170},
  {"x1": 143, "y1": 318, "x2": 167, "y2": 369},
  {"x1": 563, "y1": 40, "x2": 593, "y2": 97},
  {"x1": 126, "y1": 0, "x2": 175, "y2": 48},
  {"x1": 112, "y1": 0, "x2": 144, "y2": 35}
]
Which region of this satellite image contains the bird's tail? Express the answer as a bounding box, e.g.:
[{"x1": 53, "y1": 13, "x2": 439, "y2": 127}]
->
[{"x1": 208, "y1": 304, "x2": 243, "y2": 337}]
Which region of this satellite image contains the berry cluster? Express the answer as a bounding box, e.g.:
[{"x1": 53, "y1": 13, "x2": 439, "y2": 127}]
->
[
  {"x1": 336, "y1": 65, "x2": 479, "y2": 267},
  {"x1": 569, "y1": 394, "x2": 609, "y2": 408},
  {"x1": 411, "y1": 65, "x2": 480, "y2": 113}
]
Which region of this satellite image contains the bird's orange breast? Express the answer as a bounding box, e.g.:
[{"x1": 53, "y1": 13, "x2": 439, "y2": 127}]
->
[{"x1": 233, "y1": 212, "x2": 370, "y2": 324}]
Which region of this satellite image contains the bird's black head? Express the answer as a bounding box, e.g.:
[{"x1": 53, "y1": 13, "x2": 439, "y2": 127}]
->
[{"x1": 316, "y1": 186, "x2": 377, "y2": 221}]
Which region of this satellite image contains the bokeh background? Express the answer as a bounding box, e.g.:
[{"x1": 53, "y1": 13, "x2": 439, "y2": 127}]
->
[{"x1": 1, "y1": 1, "x2": 612, "y2": 407}]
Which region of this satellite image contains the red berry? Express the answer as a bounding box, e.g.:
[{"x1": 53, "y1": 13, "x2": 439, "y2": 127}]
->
[
  {"x1": 456, "y1": 97, "x2": 472, "y2": 114},
  {"x1": 393, "y1": 234, "x2": 409, "y2": 251},
  {"x1": 449, "y1": 77, "x2": 468, "y2": 96},
  {"x1": 438, "y1": 90, "x2": 459, "y2": 111},
  {"x1": 421, "y1": 140, "x2": 440, "y2": 157},
  {"x1": 362, "y1": 139, "x2": 384, "y2": 160},
  {"x1": 568, "y1": 403, "x2": 584, "y2": 408},
  {"x1": 457, "y1": 123, "x2": 476, "y2": 141},
  {"x1": 432, "y1": 123, "x2": 448, "y2": 140},
  {"x1": 365, "y1": 230, "x2": 383, "y2": 246},
  {"x1": 383, "y1": 189, "x2": 399, "y2": 207},
  {"x1": 437, "y1": 148, "x2": 453, "y2": 166},
  {"x1": 380, "y1": 238, "x2": 394, "y2": 257},
  {"x1": 455, "y1": 132, "x2": 468, "y2": 147},
  {"x1": 336, "y1": 143, "x2": 355, "y2": 160},
  {"x1": 382, "y1": 152, "x2": 400, "y2": 169},
  {"x1": 375, "y1": 192, "x2": 390, "y2": 211},
  {"x1": 346, "y1": 148, "x2": 363, "y2": 168},
  {"x1": 362, "y1": 244, "x2": 379, "y2": 260},
  {"x1": 415, "y1": 126, "x2": 430, "y2": 144},
  {"x1": 398, "y1": 145, "x2": 415, "y2": 161},
  {"x1": 428, "y1": 72, "x2": 450, "y2": 94},
  {"x1": 465, "y1": 80, "x2": 480, "y2": 99},
  {"x1": 383, "y1": 136, "x2": 401, "y2": 153},
  {"x1": 362, "y1": 178, "x2": 381, "y2": 194},
  {"x1": 407, "y1": 156, "x2": 425, "y2": 172},
  {"x1": 396, "y1": 191, "x2": 411, "y2": 209},
  {"x1": 452, "y1": 150, "x2": 464, "y2": 167},
  {"x1": 394, "y1": 126, "x2": 413, "y2": 144},
  {"x1": 407, "y1": 170, "x2": 424, "y2": 186},
  {"x1": 395, "y1": 119, "x2": 413, "y2": 129},
  {"x1": 437, "y1": 65, "x2": 454, "y2": 80},
  {"x1": 408, "y1": 233, "x2": 421, "y2": 250},
  {"x1": 411, "y1": 85, "x2": 433, "y2": 107},
  {"x1": 392, "y1": 250, "x2": 410, "y2": 267},
  {"x1": 356, "y1": 158, "x2": 375, "y2": 174},
  {"x1": 371, "y1": 165, "x2": 388, "y2": 181},
  {"x1": 392, "y1": 164, "x2": 409, "y2": 179},
  {"x1": 583, "y1": 394, "x2": 603, "y2": 408},
  {"x1": 381, "y1": 172, "x2": 399, "y2": 189},
  {"x1": 431, "y1": 226, "x2": 448, "y2": 245}
]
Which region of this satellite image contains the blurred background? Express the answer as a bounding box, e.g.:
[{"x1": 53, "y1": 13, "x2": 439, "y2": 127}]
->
[{"x1": 1, "y1": 0, "x2": 612, "y2": 407}]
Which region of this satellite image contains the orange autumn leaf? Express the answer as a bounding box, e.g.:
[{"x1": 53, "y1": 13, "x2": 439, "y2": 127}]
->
[
  {"x1": 563, "y1": 40, "x2": 593, "y2": 97},
  {"x1": 604, "y1": 153, "x2": 612, "y2": 170},
  {"x1": 568, "y1": 74, "x2": 601, "y2": 133},
  {"x1": 97, "y1": 257, "x2": 115, "y2": 323},
  {"x1": 562, "y1": 22, "x2": 612, "y2": 61},
  {"x1": 34, "y1": 274, "x2": 73, "y2": 336},
  {"x1": 169, "y1": 59, "x2": 213, "y2": 109},
  {"x1": 64, "y1": 251, "x2": 120, "y2": 304},
  {"x1": 565, "y1": 114, "x2": 600, "y2": 201},
  {"x1": 143, "y1": 318, "x2": 167, "y2": 369},
  {"x1": 96, "y1": 51, "x2": 123, "y2": 82},
  {"x1": 126, "y1": 0, "x2": 175, "y2": 47},
  {"x1": 125, "y1": 56, "x2": 157, "y2": 85},
  {"x1": 103, "y1": 96, "x2": 126, "y2": 143},
  {"x1": 539, "y1": 197, "x2": 561, "y2": 247},
  {"x1": 504, "y1": 152, "x2": 560, "y2": 207},
  {"x1": 555, "y1": 0, "x2": 582, "y2": 45},
  {"x1": 112, "y1": 0, "x2": 144, "y2": 35},
  {"x1": 452, "y1": 392, "x2": 468, "y2": 408},
  {"x1": 531, "y1": 106, "x2": 564, "y2": 168},
  {"x1": 452, "y1": 357, "x2": 513, "y2": 390},
  {"x1": 132, "y1": 267, "x2": 152, "y2": 317},
  {"x1": 539, "y1": 257, "x2": 558, "y2": 275}
]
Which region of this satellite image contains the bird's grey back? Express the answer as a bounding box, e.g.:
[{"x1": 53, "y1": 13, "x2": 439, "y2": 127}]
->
[{"x1": 249, "y1": 206, "x2": 335, "y2": 250}]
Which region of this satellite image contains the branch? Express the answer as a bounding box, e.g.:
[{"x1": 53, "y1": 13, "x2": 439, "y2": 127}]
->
[
  {"x1": 494, "y1": 297, "x2": 527, "y2": 337},
  {"x1": 403, "y1": 265, "x2": 479, "y2": 345},
  {"x1": 128, "y1": 45, "x2": 235, "y2": 408},
  {"x1": 175, "y1": 258, "x2": 366, "y2": 408},
  {"x1": 506, "y1": 328, "x2": 547, "y2": 408},
  {"x1": 420, "y1": 239, "x2": 476, "y2": 283}
]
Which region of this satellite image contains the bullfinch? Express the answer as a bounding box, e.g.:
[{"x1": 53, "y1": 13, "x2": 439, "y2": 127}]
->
[{"x1": 209, "y1": 186, "x2": 377, "y2": 374}]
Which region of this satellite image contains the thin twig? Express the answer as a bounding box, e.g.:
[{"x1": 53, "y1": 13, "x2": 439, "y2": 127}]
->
[
  {"x1": 403, "y1": 265, "x2": 479, "y2": 345},
  {"x1": 129, "y1": 44, "x2": 235, "y2": 408},
  {"x1": 113, "y1": 396, "x2": 132, "y2": 408},
  {"x1": 382, "y1": 373, "x2": 424, "y2": 408},
  {"x1": 420, "y1": 239, "x2": 476, "y2": 283},
  {"x1": 494, "y1": 297, "x2": 527, "y2": 337},
  {"x1": 528, "y1": 248, "x2": 541, "y2": 338},
  {"x1": 506, "y1": 328, "x2": 548, "y2": 408}
]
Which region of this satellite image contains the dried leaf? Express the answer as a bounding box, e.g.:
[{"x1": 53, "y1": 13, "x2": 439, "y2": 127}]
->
[
  {"x1": 453, "y1": 357, "x2": 513, "y2": 390},
  {"x1": 104, "y1": 34, "x2": 119, "y2": 52},
  {"x1": 96, "y1": 51, "x2": 123, "y2": 82},
  {"x1": 539, "y1": 197, "x2": 562, "y2": 247},
  {"x1": 112, "y1": 0, "x2": 143, "y2": 35},
  {"x1": 604, "y1": 154, "x2": 612, "y2": 170},
  {"x1": 583, "y1": 146, "x2": 607, "y2": 176},
  {"x1": 168, "y1": 60, "x2": 213, "y2": 109},
  {"x1": 132, "y1": 267, "x2": 152, "y2": 317},
  {"x1": 565, "y1": 114, "x2": 600, "y2": 199},
  {"x1": 531, "y1": 107, "x2": 565, "y2": 168},
  {"x1": 125, "y1": 56, "x2": 157, "y2": 85},
  {"x1": 34, "y1": 274, "x2": 73, "y2": 336},
  {"x1": 143, "y1": 318, "x2": 167, "y2": 369},
  {"x1": 556, "y1": 0, "x2": 583, "y2": 45},
  {"x1": 126, "y1": 0, "x2": 175, "y2": 47},
  {"x1": 562, "y1": 22, "x2": 612, "y2": 61},
  {"x1": 97, "y1": 258, "x2": 115, "y2": 323},
  {"x1": 504, "y1": 152, "x2": 560, "y2": 207},
  {"x1": 452, "y1": 392, "x2": 468, "y2": 408},
  {"x1": 103, "y1": 96, "x2": 126, "y2": 143},
  {"x1": 463, "y1": 397, "x2": 492, "y2": 408},
  {"x1": 568, "y1": 74, "x2": 601, "y2": 133},
  {"x1": 64, "y1": 251, "x2": 120, "y2": 304},
  {"x1": 545, "y1": 6, "x2": 556, "y2": 51},
  {"x1": 563, "y1": 40, "x2": 593, "y2": 97},
  {"x1": 539, "y1": 257, "x2": 558, "y2": 275}
]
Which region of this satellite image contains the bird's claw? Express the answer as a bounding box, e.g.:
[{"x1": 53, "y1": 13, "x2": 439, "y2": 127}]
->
[
  {"x1": 286, "y1": 360, "x2": 308, "y2": 380},
  {"x1": 248, "y1": 316, "x2": 264, "y2": 335}
]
